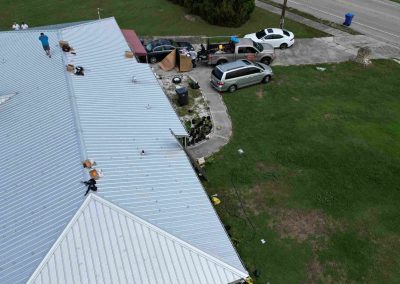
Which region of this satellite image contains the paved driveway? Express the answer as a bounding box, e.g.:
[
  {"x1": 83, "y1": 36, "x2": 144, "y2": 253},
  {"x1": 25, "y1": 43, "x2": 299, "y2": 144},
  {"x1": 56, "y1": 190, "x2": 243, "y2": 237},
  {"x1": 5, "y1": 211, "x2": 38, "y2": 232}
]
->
[{"x1": 273, "y1": 35, "x2": 400, "y2": 66}]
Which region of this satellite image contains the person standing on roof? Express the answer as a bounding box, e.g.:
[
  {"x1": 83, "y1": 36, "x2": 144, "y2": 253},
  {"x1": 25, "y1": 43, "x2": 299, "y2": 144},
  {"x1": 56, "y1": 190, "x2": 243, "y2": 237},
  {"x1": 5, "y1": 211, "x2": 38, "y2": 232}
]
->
[
  {"x1": 38, "y1": 33, "x2": 51, "y2": 58},
  {"x1": 12, "y1": 22, "x2": 20, "y2": 30}
]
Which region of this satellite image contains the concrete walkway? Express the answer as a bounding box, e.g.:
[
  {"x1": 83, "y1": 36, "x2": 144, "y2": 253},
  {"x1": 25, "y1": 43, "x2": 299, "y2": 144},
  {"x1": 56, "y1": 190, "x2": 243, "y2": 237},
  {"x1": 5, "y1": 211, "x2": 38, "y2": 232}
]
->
[
  {"x1": 255, "y1": 0, "x2": 351, "y2": 37},
  {"x1": 186, "y1": 68, "x2": 232, "y2": 159}
]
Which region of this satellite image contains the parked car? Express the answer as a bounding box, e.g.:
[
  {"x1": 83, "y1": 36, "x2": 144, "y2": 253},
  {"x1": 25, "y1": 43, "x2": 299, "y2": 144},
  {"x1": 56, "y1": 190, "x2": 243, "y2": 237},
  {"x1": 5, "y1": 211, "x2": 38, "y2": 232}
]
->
[
  {"x1": 244, "y1": 28, "x2": 295, "y2": 49},
  {"x1": 145, "y1": 39, "x2": 195, "y2": 63},
  {"x1": 210, "y1": 59, "x2": 273, "y2": 93},
  {"x1": 203, "y1": 38, "x2": 275, "y2": 66}
]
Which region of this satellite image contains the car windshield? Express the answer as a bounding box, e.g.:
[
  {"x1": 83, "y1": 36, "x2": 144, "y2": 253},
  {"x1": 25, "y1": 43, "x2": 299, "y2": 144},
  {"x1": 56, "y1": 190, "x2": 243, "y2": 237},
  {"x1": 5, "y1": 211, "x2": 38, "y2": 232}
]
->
[
  {"x1": 253, "y1": 41, "x2": 263, "y2": 52},
  {"x1": 255, "y1": 30, "x2": 266, "y2": 39},
  {"x1": 145, "y1": 43, "x2": 153, "y2": 52},
  {"x1": 283, "y1": 30, "x2": 290, "y2": 36},
  {"x1": 254, "y1": 62, "x2": 265, "y2": 70}
]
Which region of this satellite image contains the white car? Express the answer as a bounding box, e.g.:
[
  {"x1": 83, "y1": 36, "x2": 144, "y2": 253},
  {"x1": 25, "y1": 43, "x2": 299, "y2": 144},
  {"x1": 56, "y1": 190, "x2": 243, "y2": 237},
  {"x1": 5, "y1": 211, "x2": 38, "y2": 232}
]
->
[{"x1": 244, "y1": 28, "x2": 295, "y2": 49}]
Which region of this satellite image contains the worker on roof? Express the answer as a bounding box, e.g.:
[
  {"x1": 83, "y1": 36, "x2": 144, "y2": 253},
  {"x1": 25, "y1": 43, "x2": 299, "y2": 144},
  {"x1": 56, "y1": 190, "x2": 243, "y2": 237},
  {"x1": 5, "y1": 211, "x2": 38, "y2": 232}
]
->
[{"x1": 38, "y1": 33, "x2": 51, "y2": 58}]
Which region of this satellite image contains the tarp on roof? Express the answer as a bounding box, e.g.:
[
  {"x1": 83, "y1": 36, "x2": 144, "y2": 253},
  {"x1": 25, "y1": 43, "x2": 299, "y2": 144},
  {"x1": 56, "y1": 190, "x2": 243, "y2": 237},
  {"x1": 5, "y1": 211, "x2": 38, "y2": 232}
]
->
[{"x1": 121, "y1": 29, "x2": 147, "y2": 56}]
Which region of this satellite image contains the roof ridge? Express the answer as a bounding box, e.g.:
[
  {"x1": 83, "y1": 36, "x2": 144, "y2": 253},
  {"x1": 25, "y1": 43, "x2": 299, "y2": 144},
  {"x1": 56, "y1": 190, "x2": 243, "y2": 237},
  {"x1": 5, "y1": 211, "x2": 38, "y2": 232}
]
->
[
  {"x1": 59, "y1": 17, "x2": 116, "y2": 31},
  {"x1": 57, "y1": 29, "x2": 89, "y2": 171},
  {"x1": 27, "y1": 193, "x2": 248, "y2": 283}
]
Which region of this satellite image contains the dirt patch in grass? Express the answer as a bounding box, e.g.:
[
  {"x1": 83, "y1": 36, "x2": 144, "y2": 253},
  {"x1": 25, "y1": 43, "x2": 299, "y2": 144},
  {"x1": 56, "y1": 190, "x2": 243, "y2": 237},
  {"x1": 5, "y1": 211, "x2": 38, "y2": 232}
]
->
[
  {"x1": 307, "y1": 257, "x2": 324, "y2": 284},
  {"x1": 245, "y1": 179, "x2": 290, "y2": 216},
  {"x1": 256, "y1": 87, "x2": 264, "y2": 99},
  {"x1": 255, "y1": 162, "x2": 282, "y2": 173},
  {"x1": 268, "y1": 208, "x2": 334, "y2": 244},
  {"x1": 268, "y1": 208, "x2": 345, "y2": 282},
  {"x1": 246, "y1": 184, "x2": 269, "y2": 216},
  {"x1": 291, "y1": 96, "x2": 300, "y2": 102}
]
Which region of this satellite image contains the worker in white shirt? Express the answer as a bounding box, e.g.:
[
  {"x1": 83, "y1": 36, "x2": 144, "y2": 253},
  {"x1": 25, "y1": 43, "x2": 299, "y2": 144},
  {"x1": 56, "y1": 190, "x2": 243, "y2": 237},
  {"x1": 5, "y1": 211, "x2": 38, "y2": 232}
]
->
[
  {"x1": 21, "y1": 22, "x2": 29, "y2": 30},
  {"x1": 12, "y1": 22, "x2": 20, "y2": 30}
]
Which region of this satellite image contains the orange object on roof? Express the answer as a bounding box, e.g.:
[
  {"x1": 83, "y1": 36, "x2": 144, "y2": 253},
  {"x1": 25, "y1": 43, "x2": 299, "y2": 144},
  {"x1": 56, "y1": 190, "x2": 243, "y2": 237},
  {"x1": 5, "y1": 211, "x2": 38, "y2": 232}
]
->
[{"x1": 121, "y1": 29, "x2": 147, "y2": 57}]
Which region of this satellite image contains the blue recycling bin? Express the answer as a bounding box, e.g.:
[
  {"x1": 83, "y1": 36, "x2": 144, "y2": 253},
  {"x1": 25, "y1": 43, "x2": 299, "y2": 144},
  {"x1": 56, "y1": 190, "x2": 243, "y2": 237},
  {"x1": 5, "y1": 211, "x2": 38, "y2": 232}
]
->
[{"x1": 343, "y1": 13, "x2": 354, "y2": 26}]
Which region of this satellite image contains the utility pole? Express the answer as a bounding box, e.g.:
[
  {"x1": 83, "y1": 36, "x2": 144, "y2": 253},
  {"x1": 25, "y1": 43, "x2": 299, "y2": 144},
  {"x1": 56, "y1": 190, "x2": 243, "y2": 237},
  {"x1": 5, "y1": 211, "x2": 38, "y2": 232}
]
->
[{"x1": 279, "y1": 0, "x2": 288, "y2": 29}]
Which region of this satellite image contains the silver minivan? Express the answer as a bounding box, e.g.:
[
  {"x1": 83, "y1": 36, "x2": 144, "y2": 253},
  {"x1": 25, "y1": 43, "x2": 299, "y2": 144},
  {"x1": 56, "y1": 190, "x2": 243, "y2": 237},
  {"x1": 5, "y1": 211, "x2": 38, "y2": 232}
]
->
[{"x1": 210, "y1": 59, "x2": 273, "y2": 92}]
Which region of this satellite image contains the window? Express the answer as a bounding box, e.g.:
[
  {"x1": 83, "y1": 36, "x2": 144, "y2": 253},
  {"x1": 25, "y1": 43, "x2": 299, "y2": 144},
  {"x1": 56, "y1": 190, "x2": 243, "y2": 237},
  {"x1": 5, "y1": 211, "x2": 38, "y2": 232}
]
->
[
  {"x1": 153, "y1": 46, "x2": 163, "y2": 52},
  {"x1": 272, "y1": 34, "x2": 283, "y2": 39},
  {"x1": 267, "y1": 28, "x2": 274, "y2": 33},
  {"x1": 283, "y1": 30, "x2": 290, "y2": 36},
  {"x1": 238, "y1": 47, "x2": 246, "y2": 54},
  {"x1": 239, "y1": 47, "x2": 256, "y2": 54},
  {"x1": 225, "y1": 71, "x2": 235, "y2": 80},
  {"x1": 145, "y1": 43, "x2": 153, "y2": 52},
  {"x1": 226, "y1": 69, "x2": 247, "y2": 79},
  {"x1": 248, "y1": 67, "x2": 261, "y2": 74},
  {"x1": 253, "y1": 41, "x2": 263, "y2": 52},
  {"x1": 265, "y1": 35, "x2": 274, "y2": 40},
  {"x1": 254, "y1": 62, "x2": 265, "y2": 70},
  {"x1": 255, "y1": 30, "x2": 266, "y2": 39},
  {"x1": 212, "y1": 68, "x2": 224, "y2": 80},
  {"x1": 164, "y1": 45, "x2": 175, "y2": 51}
]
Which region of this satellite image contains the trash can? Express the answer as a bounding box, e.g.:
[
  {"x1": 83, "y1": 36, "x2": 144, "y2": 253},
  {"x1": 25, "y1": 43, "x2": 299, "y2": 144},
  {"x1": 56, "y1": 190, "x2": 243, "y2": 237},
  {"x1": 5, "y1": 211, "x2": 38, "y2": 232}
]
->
[
  {"x1": 343, "y1": 13, "x2": 354, "y2": 26},
  {"x1": 176, "y1": 87, "x2": 188, "y2": 106}
]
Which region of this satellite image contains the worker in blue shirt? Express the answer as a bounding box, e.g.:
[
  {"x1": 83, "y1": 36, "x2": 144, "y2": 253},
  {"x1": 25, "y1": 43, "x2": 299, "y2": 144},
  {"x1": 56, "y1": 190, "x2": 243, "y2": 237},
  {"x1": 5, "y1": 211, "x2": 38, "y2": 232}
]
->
[{"x1": 38, "y1": 33, "x2": 51, "y2": 58}]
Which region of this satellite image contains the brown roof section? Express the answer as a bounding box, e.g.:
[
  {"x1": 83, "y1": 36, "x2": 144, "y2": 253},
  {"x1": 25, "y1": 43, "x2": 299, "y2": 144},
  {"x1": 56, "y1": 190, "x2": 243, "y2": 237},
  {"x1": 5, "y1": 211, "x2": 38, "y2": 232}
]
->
[{"x1": 121, "y1": 29, "x2": 147, "y2": 57}]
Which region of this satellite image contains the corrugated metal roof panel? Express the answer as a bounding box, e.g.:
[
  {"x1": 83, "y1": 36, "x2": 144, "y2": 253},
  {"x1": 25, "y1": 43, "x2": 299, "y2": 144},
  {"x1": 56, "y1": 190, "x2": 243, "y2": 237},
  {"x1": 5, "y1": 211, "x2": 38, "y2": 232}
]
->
[
  {"x1": 60, "y1": 17, "x2": 245, "y2": 273},
  {"x1": 0, "y1": 30, "x2": 86, "y2": 283},
  {"x1": 0, "y1": 17, "x2": 247, "y2": 283},
  {"x1": 28, "y1": 194, "x2": 248, "y2": 284}
]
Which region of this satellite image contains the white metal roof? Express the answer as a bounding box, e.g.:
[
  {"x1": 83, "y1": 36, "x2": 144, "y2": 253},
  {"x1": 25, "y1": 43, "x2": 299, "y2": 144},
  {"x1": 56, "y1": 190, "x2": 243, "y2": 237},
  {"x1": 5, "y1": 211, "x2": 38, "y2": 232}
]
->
[
  {"x1": 27, "y1": 194, "x2": 248, "y2": 284},
  {"x1": 0, "y1": 18, "x2": 247, "y2": 283},
  {"x1": 58, "y1": 18, "x2": 246, "y2": 273},
  {"x1": 0, "y1": 29, "x2": 86, "y2": 284}
]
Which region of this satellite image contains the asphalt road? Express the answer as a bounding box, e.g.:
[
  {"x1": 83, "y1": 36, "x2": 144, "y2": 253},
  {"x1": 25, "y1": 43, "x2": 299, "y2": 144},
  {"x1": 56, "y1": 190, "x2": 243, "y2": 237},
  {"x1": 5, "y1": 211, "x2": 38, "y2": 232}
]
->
[{"x1": 270, "y1": 0, "x2": 400, "y2": 47}]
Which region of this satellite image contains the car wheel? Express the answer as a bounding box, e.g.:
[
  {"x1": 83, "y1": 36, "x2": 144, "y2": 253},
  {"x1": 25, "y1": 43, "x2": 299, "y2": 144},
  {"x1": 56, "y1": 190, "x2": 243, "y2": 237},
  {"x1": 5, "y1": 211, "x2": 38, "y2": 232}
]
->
[
  {"x1": 262, "y1": 75, "x2": 271, "y2": 84},
  {"x1": 261, "y1": 57, "x2": 271, "y2": 65},
  {"x1": 228, "y1": 85, "x2": 237, "y2": 93},
  {"x1": 149, "y1": 56, "x2": 157, "y2": 64},
  {"x1": 280, "y1": 43, "x2": 288, "y2": 49},
  {"x1": 217, "y1": 59, "x2": 228, "y2": 66}
]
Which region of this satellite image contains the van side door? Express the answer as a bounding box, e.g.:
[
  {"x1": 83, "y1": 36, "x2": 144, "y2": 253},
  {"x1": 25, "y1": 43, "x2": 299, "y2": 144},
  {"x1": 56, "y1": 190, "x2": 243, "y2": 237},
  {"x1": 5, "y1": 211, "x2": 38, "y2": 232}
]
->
[{"x1": 247, "y1": 66, "x2": 265, "y2": 84}]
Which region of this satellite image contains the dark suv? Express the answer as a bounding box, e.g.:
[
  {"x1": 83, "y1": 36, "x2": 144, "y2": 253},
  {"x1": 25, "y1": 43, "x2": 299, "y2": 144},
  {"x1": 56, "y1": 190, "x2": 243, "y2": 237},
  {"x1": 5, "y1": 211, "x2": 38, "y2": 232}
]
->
[{"x1": 145, "y1": 39, "x2": 195, "y2": 63}]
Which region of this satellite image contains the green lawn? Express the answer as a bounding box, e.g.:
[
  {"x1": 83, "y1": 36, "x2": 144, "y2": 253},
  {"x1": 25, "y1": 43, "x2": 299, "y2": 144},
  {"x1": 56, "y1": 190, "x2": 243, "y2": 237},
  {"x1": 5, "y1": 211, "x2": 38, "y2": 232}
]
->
[
  {"x1": 0, "y1": 0, "x2": 327, "y2": 37},
  {"x1": 204, "y1": 60, "x2": 400, "y2": 283}
]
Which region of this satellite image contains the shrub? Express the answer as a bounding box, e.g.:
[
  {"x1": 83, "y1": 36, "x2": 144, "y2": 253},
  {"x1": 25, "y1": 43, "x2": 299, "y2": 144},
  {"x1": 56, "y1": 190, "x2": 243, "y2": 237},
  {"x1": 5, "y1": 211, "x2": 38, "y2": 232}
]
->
[{"x1": 169, "y1": 0, "x2": 255, "y2": 27}]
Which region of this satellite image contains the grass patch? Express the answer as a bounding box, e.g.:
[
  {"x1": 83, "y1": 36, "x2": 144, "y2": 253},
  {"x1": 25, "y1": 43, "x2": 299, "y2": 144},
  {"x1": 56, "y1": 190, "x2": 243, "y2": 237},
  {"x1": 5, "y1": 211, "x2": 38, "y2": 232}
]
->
[
  {"x1": 204, "y1": 60, "x2": 400, "y2": 283},
  {"x1": 0, "y1": 0, "x2": 327, "y2": 38},
  {"x1": 260, "y1": 0, "x2": 361, "y2": 35}
]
